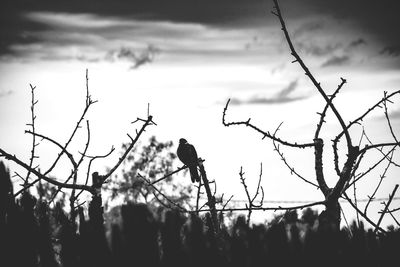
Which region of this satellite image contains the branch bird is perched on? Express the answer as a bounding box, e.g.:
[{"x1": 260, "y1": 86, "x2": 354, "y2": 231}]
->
[{"x1": 177, "y1": 138, "x2": 200, "y2": 183}]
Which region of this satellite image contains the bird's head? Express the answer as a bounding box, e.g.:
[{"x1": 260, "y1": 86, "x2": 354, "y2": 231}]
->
[{"x1": 179, "y1": 138, "x2": 187, "y2": 144}]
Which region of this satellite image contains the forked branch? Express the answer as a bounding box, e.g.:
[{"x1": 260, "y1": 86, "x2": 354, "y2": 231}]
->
[{"x1": 272, "y1": 0, "x2": 353, "y2": 153}]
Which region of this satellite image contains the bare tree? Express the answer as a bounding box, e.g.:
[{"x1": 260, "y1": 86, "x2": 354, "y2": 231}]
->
[
  {"x1": 0, "y1": 70, "x2": 156, "y2": 223},
  {"x1": 222, "y1": 0, "x2": 399, "y2": 232}
]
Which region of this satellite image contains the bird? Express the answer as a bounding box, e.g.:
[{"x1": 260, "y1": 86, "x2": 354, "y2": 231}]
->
[{"x1": 177, "y1": 138, "x2": 201, "y2": 183}]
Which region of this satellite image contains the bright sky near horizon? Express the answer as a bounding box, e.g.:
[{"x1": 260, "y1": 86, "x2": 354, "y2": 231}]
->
[{"x1": 1, "y1": 0, "x2": 400, "y2": 228}]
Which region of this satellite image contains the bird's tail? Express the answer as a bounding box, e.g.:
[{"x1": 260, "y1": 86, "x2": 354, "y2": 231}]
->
[{"x1": 189, "y1": 166, "x2": 200, "y2": 183}]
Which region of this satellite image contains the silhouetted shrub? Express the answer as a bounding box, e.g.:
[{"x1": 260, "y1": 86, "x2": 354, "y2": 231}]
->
[{"x1": 1, "y1": 161, "x2": 399, "y2": 267}]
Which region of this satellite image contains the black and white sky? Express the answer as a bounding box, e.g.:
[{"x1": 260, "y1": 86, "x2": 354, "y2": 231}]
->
[
  {"x1": 2, "y1": 0, "x2": 400, "y2": 62},
  {"x1": 1, "y1": 0, "x2": 399, "y2": 226}
]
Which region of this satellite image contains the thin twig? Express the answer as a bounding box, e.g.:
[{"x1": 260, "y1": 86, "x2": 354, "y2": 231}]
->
[
  {"x1": 137, "y1": 174, "x2": 187, "y2": 212},
  {"x1": 364, "y1": 150, "x2": 394, "y2": 214},
  {"x1": 43, "y1": 70, "x2": 97, "y2": 177},
  {"x1": 25, "y1": 84, "x2": 39, "y2": 185},
  {"x1": 374, "y1": 184, "x2": 399, "y2": 233},
  {"x1": 342, "y1": 193, "x2": 386, "y2": 234},
  {"x1": 238, "y1": 164, "x2": 265, "y2": 225},
  {"x1": 272, "y1": 123, "x2": 319, "y2": 188},
  {"x1": 101, "y1": 115, "x2": 155, "y2": 183}
]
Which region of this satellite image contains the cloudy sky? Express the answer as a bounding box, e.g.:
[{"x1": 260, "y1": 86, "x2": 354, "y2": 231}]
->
[{"x1": 1, "y1": 0, "x2": 399, "y2": 226}]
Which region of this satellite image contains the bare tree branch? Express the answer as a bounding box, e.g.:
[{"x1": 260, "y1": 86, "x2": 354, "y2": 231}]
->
[
  {"x1": 271, "y1": 124, "x2": 319, "y2": 189},
  {"x1": 0, "y1": 148, "x2": 95, "y2": 194},
  {"x1": 272, "y1": 0, "x2": 353, "y2": 153},
  {"x1": 137, "y1": 173, "x2": 187, "y2": 212},
  {"x1": 43, "y1": 69, "x2": 97, "y2": 177},
  {"x1": 383, "y1": 92, "x2": 399, "y2": 143},
  {"x1": 342, "y1": 193, "x2": 386, "y2": 233},
  {"x1": 100, "y1": 115, "x2": 156, "y2": 185},
  {"x1": 333, "y1": 89, "x2": 400, "y2": 160},
  {"x1": 364, "y1": 150, "x2": 394, "y2": 215},
  {"x1": 238, "y1": 164, "x2": 265, "y2": 225},
  {"x1": 196, "y1": 200, "x2": 325, "y2": 213},
  {"x1": 75, "y1": 146, "x2": 115, "y2": 200},
  {"x1": 315, "y1": 77, "x2": 347, "y2": 139},
  {"x1": 374, "y1": 184, "x2": 399, "y2": 233},
  {"x1": 223, "y1": 99, "x2": 315, "y2": 148},
  {"x1": 25, "y1": 84, "x2": 39, "y2": 185}
]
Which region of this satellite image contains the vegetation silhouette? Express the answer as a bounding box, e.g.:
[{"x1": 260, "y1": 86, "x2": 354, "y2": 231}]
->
[{"x1": 1, "y1": 161, "x2": 399, "y2": 267}]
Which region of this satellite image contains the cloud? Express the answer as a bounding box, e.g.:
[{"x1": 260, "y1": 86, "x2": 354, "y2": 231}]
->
[
  {"x1": 105, "y1": 45, "x2": 161, "y2": 69},
  {"x1": 230, "y1": 79, "x2": 307, "y2": 105},
  {"x1": 292, "y1": 21, "x2": 324, "y2": 39},
  {"x1": 348, "y1": 38, "x2": 366, "y2": 48},
  {"x1": 295, "y1": 41, "x2": 342, "y2": 57},
  {"x1": 321, "y1": 55, "x2": 350, "y2": 67},
  {"x1": 2, "y1": 0, "x2": 400, "y2": 58},
  {"x1": 380, "y1": 45, "x2": 400, "y2": 57},
  {"x1": 0, "y1": 0, "x2": 268, "y2": 57},
  {"x1": 270, "y1": 63, "x2": 286, "y2": 75}
]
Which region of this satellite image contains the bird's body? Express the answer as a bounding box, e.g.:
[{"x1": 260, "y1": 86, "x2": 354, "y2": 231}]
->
[{"x1": 177, "y1": 138, "x2": 200, "y2": 183}]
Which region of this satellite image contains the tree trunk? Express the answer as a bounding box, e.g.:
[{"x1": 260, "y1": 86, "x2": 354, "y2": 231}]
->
[{"x1": 318, "y1": 199, "x2": 341, "y2": 232}]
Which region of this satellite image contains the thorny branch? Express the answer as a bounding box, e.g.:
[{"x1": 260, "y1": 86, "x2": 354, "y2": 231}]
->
[
  {"x1": 223, "y1": 99, "x2": 315, "y2": 149},
  {"x1": 272, "y1": 0, "x2": 352, "y2": 153},
  {"x1": 197, "y1": 200, "x2": 325, "y2": 214},
  {"x1": 25, "y1": 84, "x2": 39, "y2": 186},
  {"x1": 216, "y1": 0, "x2": 400, "y2": 230},
  {"x1": 332, "y1": 89, "x2": 400, "y2": 172},
  {"x1": 315, "y1": 77, "x2": 347, "y2": 140}
]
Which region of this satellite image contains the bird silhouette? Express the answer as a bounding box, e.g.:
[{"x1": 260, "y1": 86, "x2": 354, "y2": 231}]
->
[{"x1": 177, "y1": 138, "x2": 200, "y2": 183}]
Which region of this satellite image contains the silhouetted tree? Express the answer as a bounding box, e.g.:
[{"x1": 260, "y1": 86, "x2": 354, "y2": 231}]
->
[
  {"x1": 223, "y1": 0, "x2": 399, "y2": 233},
  {"x1": 120, "y1": 203, "x2": 160, "y2": 267}
]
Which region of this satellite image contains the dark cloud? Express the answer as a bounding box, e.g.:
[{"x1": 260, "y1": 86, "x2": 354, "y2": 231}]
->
[
  {"x1": 277, "y1": 79, "x2": 298, "y2": 98},
  {"x1": 1, "y1": 0, "x2": 400, "y2": 60},
  {"x1": 301, "y1": 0, "x2": 400, "y2": 54},
  {"x1": 0, "y1": 0, "x2": 264, "y2": 57},
  {"x1": 380, "y1": 45, "x2": 400, "y2": 57},
  {"x1": 348, "y1": 38, "x2": 366, "y2": 48},
  {"x1": 230, "y1": 79, "x2": 307, "y2": 105},
  {"x1": 295, "y1": 41, "x2": 342, "y2": 57},
  {"x1": 321, "y1": 55, "x2": 350, "y2": 68},
  {"x1": 292, "y1": 21, "x2": 324, "y2": 39},
  {"x1": 105, "y1": 45, "x2": 160, "y2": 69}
]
